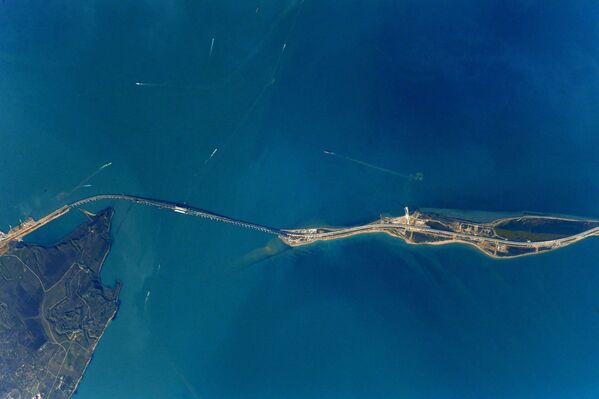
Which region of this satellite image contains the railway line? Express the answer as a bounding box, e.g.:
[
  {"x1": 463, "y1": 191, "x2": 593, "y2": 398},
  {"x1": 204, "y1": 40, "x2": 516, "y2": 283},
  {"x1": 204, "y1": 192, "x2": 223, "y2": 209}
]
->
[
  {"x1": 0, "y1": 194, "x2": 597, "y2": 259},
  {"x1": 0, "y1": 194, "x2": 285, "y2": 255},
  {"x1": 70, "y1": 194, "x2": 283, "y2": 235}
]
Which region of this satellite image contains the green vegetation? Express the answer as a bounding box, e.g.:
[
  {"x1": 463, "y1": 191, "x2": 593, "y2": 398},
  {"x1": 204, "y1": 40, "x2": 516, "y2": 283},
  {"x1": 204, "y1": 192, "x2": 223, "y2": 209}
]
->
[{"x1": 494, "y1": 228, "x2": 565, "y2": 242}]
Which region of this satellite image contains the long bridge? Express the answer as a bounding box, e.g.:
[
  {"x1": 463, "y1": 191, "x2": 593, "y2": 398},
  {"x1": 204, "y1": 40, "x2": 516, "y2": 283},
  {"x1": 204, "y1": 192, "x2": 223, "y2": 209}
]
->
[
  {"x1": 70, "y1": 194, "x2": 285, "y2": 235},
  {"x1": 0, "y1": 194, "x2": 288, "y2": 255},
  {"x1": 1, "y1": 193, "x2": 597, "y2": 259}
]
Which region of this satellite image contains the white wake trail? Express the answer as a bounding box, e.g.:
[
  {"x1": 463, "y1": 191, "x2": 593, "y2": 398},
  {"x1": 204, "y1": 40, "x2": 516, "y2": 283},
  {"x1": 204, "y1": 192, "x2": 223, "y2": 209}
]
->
[{"x1": 323, "y1": 150, "x2": 423, "y2": 180}]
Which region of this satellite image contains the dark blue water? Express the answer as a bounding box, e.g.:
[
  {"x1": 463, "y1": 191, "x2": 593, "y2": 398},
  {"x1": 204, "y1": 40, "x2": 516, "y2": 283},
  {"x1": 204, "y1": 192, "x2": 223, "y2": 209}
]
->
[{"x1": 1, "y1": 1, "x2": 598, "y2": 398}]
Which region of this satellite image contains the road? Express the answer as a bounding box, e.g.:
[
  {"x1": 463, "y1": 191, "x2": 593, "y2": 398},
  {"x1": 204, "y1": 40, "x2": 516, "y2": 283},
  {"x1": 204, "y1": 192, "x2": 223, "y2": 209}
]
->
[
  {"x1": 0, "y1": 205, "x2": 71, "y2": 254},
  {"x1": 0, "y1": 194, "x2": 283, "y2": 255},
  {"x1": 280, "y1": 218, "x2": 599, "y2": 258},
  {"x1": 1, "y1": 194, "x2": 597, "y2": 258}
]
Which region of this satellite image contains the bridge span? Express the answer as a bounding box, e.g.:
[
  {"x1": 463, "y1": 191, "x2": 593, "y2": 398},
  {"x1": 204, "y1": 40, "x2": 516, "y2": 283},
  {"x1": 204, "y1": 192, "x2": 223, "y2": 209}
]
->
[
  {"x1": 0, "y1": 194, "x2": 286, "y2": 255},
  {"x1": 2, "y1": 193, "x2": 597, "y2": 259},
  {"x1": 69, "y1": 194, "x2": 285, "y2": 236}
]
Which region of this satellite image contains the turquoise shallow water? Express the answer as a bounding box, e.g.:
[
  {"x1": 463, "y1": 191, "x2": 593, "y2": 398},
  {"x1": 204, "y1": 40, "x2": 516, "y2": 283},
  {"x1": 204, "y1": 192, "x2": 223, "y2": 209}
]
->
[{"x1": 1, "y1": 1, "x2": 599, "y2": 398}]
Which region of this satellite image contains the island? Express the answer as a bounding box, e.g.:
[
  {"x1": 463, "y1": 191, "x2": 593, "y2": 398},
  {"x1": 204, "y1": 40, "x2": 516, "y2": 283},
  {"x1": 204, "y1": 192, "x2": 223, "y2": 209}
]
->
[
  {"x1": 281, "y1": 207, "x2": 599, "y2": 258},
  {"x1": 0, "y1": 208, "x2": 120, "y2": 399}
]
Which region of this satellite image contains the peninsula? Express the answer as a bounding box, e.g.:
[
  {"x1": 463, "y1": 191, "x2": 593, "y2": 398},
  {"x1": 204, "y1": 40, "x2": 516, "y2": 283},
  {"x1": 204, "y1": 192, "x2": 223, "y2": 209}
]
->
[{"x1": 0, "y1": 208, "x2": 120, "y2": 399}]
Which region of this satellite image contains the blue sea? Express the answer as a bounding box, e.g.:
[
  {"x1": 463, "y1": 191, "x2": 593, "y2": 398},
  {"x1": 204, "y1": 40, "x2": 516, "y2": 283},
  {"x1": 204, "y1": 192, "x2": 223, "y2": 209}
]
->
[{"x1": 1, "y1": 1, "x2": 599, "y2": 398}]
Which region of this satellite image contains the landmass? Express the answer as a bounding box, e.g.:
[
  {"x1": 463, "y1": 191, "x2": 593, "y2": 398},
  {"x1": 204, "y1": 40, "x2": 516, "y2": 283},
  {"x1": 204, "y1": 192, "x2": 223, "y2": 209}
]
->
[
  {"x1": 0, "y1": 208, "x2": 120, "y2": 399},
  {"x1": 281, "y1": 207, "x2": 599, "y2": 258}
]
